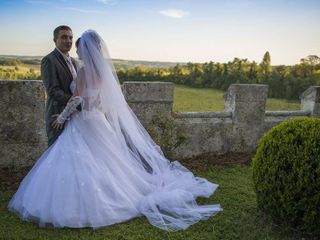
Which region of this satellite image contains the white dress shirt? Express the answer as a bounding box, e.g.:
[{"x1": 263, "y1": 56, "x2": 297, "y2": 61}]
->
[{"x1": 56, "y1": 48, "x2": 77, "y2": 80}]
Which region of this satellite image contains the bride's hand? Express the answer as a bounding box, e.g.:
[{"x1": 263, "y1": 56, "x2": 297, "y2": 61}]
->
[
  {"x1": 67, "y1": 96, "x2": 76, "y2": 103},
  {"x1": 51, "y1": 114, "x2": 64, "y2": 129}
]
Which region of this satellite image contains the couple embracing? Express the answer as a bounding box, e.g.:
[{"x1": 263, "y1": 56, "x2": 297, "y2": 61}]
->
[{"x1": 8, "y1": 25, "x2": 222, "y2": 231}]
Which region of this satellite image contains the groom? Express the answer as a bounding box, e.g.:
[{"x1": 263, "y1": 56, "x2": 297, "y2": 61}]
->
[{"x1": 41, "y1": 25, "x2": 78, "y2": 147}]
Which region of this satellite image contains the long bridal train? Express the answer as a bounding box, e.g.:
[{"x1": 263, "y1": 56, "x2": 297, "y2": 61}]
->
[{"x1": 8, "y1": 29, "x2": 222, "y2": 231}]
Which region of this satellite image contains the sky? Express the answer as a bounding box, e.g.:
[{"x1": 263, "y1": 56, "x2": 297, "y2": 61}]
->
[{"x1": 0, "y1": 0, "x2": 319, "y2": 65}]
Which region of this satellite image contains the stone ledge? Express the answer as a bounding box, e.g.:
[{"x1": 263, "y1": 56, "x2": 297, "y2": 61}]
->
[
  {"x1": 174, "y1": 111, "x2": 232, "y2": 118},
  {"x1": 266, "y1": 110, "x2": 310, "y2": 117},
  {"x1": 127, "y1": 100, "x2": 173, "y2": 103}
]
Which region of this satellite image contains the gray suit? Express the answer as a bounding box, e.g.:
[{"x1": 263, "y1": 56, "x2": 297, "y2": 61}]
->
[{"x1": 41, "y1": 48, "x2": 77, "y2": 147}]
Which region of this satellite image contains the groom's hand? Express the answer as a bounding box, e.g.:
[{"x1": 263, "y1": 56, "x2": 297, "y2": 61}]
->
[{"x1": 51, "y1": 114, "x2": 64, "y2": 129}]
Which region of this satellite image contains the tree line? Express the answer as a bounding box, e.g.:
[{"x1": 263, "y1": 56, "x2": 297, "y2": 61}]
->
[
  {"x1": 1, "y1": 53, "x2": 319, "y2": 100},
  {"x1": 117, "y1": 53, "x2": 320, "y2": 100}
]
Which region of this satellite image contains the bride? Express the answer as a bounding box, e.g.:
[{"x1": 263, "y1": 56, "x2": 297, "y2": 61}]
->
[{"x1": 8, "y1": 30, "x2": 222, "y2": 231}]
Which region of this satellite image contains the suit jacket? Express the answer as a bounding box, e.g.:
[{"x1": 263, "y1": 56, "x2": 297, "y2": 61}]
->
[{"x1": 41, "y1": 48, "x2": 77, "y2": 147}]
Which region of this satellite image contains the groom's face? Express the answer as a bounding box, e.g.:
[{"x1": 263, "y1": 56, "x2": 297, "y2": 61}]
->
[{"x1": 55, "y1": 29, "x2": 73, "y2": 54}]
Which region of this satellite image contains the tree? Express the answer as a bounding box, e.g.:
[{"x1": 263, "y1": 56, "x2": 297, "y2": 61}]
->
[
  {"x1": 259, "y1": 51, "x2": 272, "y2": 83},
  {"x1": 300, "y1": 55, "x2": 320, "y2": 66},
  {"x1": 248, "y1": 61, "x2": 259, "y2": 83},
  {"x1": 172, "y1": 64, "x2": 184, "y2": 84}
]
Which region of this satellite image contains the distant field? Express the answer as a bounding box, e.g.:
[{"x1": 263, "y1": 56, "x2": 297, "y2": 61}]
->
[
  {"x1": 173, "y1": 85, "x2": 300, "y2": 112},
  {"x1": 0, "y1": 64, "x2": 40, "y2": 80},
  {"x1": 1, "y1": 64, "x2": 40, "y2": 72},
  {"x1": 0, "y1": 55, "x2": 183, "y2": 69}
]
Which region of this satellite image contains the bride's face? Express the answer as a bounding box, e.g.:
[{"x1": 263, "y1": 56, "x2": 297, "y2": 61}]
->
[{"x1": 76, "y1": 47, "x2": 82, "y2": 59}]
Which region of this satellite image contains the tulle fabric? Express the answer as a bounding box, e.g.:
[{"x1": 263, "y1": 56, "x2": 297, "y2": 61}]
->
[
  {"x1": 8, "y1": 30, "x2": 222, "y2": 231},
  {"x1": 8, "y1": 110, "x2": 222, "y2": 230}
]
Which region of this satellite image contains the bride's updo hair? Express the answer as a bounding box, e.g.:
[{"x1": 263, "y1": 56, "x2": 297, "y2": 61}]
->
[
  {"x1": 77, "y1": 30, "x2": 102, "y2": 54},
  {"x1": 75, "y1": 37, "x2": 81, "y2": 48},
  {"x1": 86, "y1": 30, "x2": 102, "y2": 51}
]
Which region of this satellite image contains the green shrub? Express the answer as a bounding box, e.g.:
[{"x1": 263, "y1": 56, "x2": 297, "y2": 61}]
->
[{"x1": 252, "y1": 118, "x2": 320, "y2": 235}]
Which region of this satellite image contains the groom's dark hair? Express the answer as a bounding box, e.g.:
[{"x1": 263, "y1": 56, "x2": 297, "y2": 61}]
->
[{"x1": 53, "y1": 25, "x2": 72, "y2": 41}]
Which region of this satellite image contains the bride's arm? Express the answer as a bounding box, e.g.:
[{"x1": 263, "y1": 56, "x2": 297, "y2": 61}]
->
[
  {"x1": 55, "y1": 96, "x2": 83, "y2": 124},
  {"x1": 51, "y1": 95, "x2": 83, "y2": 129},
  {"x1": 51, "y1": 70, "x2": 85, "y2": 129}
]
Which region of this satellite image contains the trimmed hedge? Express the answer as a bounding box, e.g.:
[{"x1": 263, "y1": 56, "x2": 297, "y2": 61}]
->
[{"x1": 252, "y1": 118, "x2": 320, "y2": 235}]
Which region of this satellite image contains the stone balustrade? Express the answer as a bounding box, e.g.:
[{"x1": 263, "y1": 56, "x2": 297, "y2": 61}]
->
[{"x1": 0, "y1": 80, "x2": 318, "y2": 167}]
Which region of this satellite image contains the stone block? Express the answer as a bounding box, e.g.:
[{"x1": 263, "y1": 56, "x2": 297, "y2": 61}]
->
[
  {"x1": 123, "y1": 82, "x2": 173, "y2": 103},
  {"x1": 225, "y1": 84, "x2": 268, "y2": 126},
  {"x1": 300, "y1": 86, "x2": 320, "y2": 117}
]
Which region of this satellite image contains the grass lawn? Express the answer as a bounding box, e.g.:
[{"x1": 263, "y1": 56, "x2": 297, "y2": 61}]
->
[
  {"x1": 173, "y1": 85, "x2": 300, "y2": 112},
  {"x1": 0, "y1": 163, "x2": 305, "y2": 240}
]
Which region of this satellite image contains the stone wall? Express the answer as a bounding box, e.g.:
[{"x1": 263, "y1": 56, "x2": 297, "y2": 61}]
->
[
  {"x1": 0, "y1": 80, "x2": 319, "y2": 167},
  {"x1": 0, "y1": 81, "x2": 47, "y2": 167}
]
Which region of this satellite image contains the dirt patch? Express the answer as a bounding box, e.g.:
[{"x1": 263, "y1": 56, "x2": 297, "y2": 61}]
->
[
  {"x1": 0, "y1": 166, "x2": 32, "y2": 191},
  {"x1": 180, "y1": 152, "x2": 253, "y2": 171}
]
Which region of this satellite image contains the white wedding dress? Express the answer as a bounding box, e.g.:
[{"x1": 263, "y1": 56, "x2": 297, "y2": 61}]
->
[{"x1": 8, "y1": 30, "x2": 222, "y2": 231}]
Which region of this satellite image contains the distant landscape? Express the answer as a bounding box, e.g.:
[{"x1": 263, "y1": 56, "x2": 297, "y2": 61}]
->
[
  {"x1": 0, "y1": 54, "x2": 185, "y2": 81},
  {"x1": 1, "y1": 53, "x2": 319, "y2": 103},
  {"x1": 0, "y1": 54, "x2": 181, "y2": 70}
]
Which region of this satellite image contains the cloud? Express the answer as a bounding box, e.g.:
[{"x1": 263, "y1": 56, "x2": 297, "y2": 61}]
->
[
  {"x1": 97, "y1": 0, "x2": 109, "y2": 3},
  {"x1": 96, "y1": 0, "x2": 116, "y2": 5},
  {"x1": 159, "y1": 9, "x2": 189, "y2": 18},
  {"x1": 58, "y1": 7, "x2": 104, "y2": 14}
]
